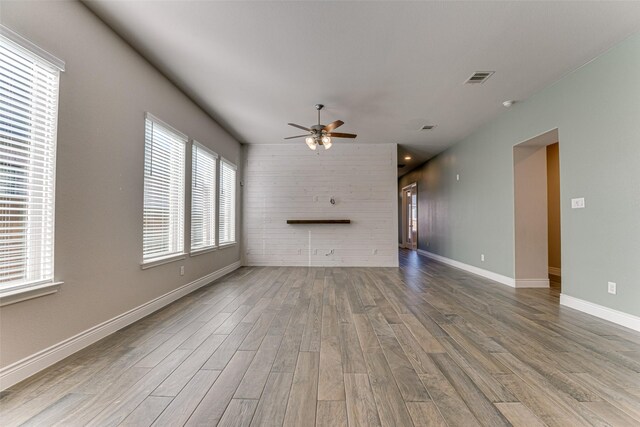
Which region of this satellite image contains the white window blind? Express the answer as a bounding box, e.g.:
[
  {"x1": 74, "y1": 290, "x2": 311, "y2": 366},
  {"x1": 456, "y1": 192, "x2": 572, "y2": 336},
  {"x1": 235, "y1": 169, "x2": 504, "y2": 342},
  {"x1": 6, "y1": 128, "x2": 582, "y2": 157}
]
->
[
  {"x1": 0, "y1": 31, "x2": 61, "y2": 288},
  {"x1": 218, "y1": 159, "x2": 236, "y2": 245},
  {"x1": 143, "y1": 114, "x2": 186, "y2": 263},
  {"x1": 190, "y1": 142, "x2": 217, "y2": 252}
]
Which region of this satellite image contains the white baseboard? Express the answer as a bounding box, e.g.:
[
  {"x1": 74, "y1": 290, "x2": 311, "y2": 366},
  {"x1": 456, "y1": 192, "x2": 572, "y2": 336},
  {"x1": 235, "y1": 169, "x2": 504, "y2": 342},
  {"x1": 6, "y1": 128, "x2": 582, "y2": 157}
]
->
[
  {"x1": 0, "y1": 261, "x2": 242, "y2": 391},
  {"x1": 515, "y1": 279, "x2": 550, "y2": 288},
  {"x1": 549, "y1": 267, "x2": 562, "y2": 276},
  {"x1": 416, "y1": 249, "x2": 515, "y2": 287},
  {"x1": 560, "y1": 294, "x2": 640, "y2": 333}
]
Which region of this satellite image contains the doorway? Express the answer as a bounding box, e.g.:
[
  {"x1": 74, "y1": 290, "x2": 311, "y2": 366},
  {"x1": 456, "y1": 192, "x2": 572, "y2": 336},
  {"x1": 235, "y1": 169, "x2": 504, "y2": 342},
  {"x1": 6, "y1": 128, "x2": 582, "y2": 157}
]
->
[
  {"x1": 401, "y1": 183, "x2": 418, "y2": 250},
  {"x1": 513, "y1": 129, "x2": 561, "y2": 290}
]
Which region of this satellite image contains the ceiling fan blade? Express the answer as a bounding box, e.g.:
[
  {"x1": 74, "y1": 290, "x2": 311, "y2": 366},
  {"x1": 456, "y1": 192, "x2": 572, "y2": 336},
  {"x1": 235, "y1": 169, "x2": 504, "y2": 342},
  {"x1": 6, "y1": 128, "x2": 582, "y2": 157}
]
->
[
  {"x1": 323, "y1": 120, "x2": 344, "y2": 133},
  {"x1": 284, "y1": 135, "x2": 309, "y2": 140},
  {"x1": 327, "y1": 132, "x2": 357, "y2": 139},
  {"x1": 287, "y1": 123, "x2": 311, "y2": 132}
]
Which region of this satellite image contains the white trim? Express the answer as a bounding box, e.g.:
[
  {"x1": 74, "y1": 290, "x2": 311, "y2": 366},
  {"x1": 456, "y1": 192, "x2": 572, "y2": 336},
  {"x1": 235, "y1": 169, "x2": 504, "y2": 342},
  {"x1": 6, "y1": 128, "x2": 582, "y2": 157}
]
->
[
  {"x1": 0, "y1": 24, "x2": 65, "y2": 71},
  {"x1": 0, "y1": 281, "x2": 63, "y2": 307},
  {"x1": 560, "y1": 293, "x2": 640, "y2": 333},
  {"x1": 140, "y1": 253, "x2": 187, "y2": 270},
  {"x1": 512, "y1": 127, "x2": 559, "y2": 149},
  {"x1": 514, "y1": 279, "x2": 550, "y2": 288},
  {"x1": 144, "y1": 112, "x2": 188, "y2": 141},
  {"x1": 0, "y1": 261, "x2": 241, "y2": 391},
  {"x1": 190, "y1": 246, "x2": 218, "y2": 257},
  {"x1": 220, "y1": 157, "x2": 238, "y2": 170},
  {"x1": 416, "y1": 249, "x2": 515, "y2": 287},
  {"x1": 549, "y1": 267, "x2": 562, "y2": 276},
  {"x1": 191, "y1": 140, "x2": 218, "y2": 159},
  {"x1": 218, "y1": 242, "x2": 237, "y2": 249}
]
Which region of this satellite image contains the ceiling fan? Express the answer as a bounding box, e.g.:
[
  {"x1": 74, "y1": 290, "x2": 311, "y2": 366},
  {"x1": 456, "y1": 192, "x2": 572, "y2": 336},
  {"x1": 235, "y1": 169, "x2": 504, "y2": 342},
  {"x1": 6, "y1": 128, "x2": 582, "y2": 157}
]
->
[{"x1": 285, "y1": 104, "x2": 357, "y2": 150}]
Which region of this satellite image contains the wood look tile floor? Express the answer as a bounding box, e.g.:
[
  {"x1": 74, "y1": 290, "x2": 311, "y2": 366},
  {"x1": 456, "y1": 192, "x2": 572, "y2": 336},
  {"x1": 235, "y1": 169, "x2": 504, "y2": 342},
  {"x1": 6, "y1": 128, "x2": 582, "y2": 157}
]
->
[{"x1": 2, "y1": 249, "x2": 640, "y2": 426}]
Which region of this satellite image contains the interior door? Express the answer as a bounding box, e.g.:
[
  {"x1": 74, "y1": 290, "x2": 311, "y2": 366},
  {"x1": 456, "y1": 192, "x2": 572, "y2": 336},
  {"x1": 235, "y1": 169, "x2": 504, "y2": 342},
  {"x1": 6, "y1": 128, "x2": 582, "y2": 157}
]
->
[
  {"x1": 410, "y1": 190, "x2": 417, "y2": 249},
  {"x1": 402, "y1": 184, "x2": 418, "y2": 250}
]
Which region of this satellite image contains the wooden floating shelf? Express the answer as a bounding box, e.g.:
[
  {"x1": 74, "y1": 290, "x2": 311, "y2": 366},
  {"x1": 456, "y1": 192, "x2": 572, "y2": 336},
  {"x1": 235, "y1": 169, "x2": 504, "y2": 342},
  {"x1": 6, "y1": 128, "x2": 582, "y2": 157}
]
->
[{"x1": 286, "y1": 219, "x2": 351, "y2": 224}]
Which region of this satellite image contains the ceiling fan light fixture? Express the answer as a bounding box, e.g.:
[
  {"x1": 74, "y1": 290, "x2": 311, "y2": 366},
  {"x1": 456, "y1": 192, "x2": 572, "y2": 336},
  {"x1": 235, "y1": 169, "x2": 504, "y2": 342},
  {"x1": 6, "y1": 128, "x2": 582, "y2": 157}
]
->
[
  {"x1": 305, "y1": 136, "x2": 317, "y2": 150},
  {"x1": 321, "y1": 135, "x2": 332, "y2": 149}
]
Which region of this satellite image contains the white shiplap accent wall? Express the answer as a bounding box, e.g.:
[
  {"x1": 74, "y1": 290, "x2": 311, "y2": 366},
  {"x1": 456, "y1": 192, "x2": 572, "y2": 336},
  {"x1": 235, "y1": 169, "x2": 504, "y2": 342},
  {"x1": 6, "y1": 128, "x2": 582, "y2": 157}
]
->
[{"x1": 243, "y1": 143, "x2": 398, "y2": 267}]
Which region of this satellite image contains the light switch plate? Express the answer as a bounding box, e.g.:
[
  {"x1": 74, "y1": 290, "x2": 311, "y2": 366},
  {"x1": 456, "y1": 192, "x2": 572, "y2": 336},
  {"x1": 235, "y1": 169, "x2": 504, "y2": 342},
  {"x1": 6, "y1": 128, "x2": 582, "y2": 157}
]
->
[
  {"x1": 571, "y1": 198, "x2": 585, "y2": 209},
  {"x1": 608, "y1": 282, "x2": 617, "y2": 295}
]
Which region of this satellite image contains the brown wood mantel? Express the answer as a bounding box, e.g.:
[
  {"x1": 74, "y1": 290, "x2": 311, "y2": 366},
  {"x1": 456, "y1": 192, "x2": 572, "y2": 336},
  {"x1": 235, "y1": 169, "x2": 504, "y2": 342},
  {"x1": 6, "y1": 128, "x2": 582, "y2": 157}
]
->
[{"x1": 286, "y1": 219, "x2": 351, "y2": 224}]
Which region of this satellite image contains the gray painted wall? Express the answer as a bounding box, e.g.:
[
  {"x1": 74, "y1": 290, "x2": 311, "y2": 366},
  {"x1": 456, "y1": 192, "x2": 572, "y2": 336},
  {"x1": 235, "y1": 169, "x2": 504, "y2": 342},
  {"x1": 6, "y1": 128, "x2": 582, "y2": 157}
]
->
[
  {"x1": 399, "y1": 33, "x2": 640, "y2": 317},
  {"x1": 0, "y1": 1, "x2": 242, "y2": 367}
]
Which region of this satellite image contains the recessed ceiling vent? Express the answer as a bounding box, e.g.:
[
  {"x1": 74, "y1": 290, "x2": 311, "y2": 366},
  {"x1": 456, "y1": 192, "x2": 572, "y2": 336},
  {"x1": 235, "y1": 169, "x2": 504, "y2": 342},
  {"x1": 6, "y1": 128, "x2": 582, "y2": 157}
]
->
[
  {"x1": 465, "y1": 71, "x2": 494, "y2": 84},
  {"x1": 421, "y1": 125, "x2": 435, "y2": 130}
]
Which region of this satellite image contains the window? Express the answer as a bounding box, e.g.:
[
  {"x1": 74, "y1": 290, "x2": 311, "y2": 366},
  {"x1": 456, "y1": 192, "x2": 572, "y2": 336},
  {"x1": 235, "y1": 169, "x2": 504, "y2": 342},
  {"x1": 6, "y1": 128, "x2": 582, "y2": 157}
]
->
[
  {"x1": 218, "y1": 159, "x2": 236, "y2": 245},
  {"x1": 190, "y1": 142, "x2": 217, "y2": 252},
  {"x1": 142, "y1": 114, "x2": 186, "y2": 264},
  {"x1": 0, "y1": 28, "x2": 63, "y2": 289}
]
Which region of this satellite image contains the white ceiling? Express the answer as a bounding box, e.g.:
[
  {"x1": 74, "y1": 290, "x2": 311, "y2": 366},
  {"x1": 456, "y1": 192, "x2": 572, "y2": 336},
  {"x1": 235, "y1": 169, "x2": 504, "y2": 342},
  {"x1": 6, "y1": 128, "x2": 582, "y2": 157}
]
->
[{"x1": 85, "y1": 1, "x2": 640, "y2": 174}]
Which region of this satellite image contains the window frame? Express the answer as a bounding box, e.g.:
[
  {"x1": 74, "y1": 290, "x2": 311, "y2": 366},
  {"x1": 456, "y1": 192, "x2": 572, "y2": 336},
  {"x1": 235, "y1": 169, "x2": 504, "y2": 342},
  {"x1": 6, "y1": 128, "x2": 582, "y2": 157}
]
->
[
  {"x1": 218, "y1": 157, "x2": 237, "y2": 246},
  {"x1": 141, "y1": 113, "x2": 188, "y2": 268},
  {"x1": 0, "y1": 25, "x2": 65, "y2": 304},
  {"x1": 190, "y1": 141, "x2": 218, "y2": 255}
]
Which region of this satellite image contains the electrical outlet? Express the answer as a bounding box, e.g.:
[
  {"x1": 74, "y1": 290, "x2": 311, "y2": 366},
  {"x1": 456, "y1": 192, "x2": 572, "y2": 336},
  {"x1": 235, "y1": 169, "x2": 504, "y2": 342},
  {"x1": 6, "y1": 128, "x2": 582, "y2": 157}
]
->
[
  {"x1": 608, "y1": 281, "x2": 617, "y2": 295},
  {"x1": 180, "y1": 266, "x2": 184, "y2": 276},
  {"x1": 481, "y1": 254, "x2": 485, "y2": 262}
]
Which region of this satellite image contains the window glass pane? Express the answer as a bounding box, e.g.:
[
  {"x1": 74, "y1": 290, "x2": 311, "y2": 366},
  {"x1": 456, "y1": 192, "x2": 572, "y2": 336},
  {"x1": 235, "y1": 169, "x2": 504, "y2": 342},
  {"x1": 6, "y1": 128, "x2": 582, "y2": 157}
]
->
[
  {"x1": 191, "y1": 142, "x2": 216, "y2": 251},
  {"x1": 218, "y1": 159, "x2": 236, "y2": 244},
  {"x1": 0, "y1": 33, "x2": 59, "y2": 287},
  {"x1": 142, "y1": 115, "x2": 186, "y2": 262}
]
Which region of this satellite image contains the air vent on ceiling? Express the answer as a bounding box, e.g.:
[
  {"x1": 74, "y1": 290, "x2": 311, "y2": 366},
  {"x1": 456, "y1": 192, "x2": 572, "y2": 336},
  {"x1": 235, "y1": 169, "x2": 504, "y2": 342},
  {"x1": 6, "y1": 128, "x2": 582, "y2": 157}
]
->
[
  {"x1": 421, "y1": 125, "x2": 435, "y2": 130},
  {"x1": 465, "y1": 71, "x2": 494, "y2": 84}
]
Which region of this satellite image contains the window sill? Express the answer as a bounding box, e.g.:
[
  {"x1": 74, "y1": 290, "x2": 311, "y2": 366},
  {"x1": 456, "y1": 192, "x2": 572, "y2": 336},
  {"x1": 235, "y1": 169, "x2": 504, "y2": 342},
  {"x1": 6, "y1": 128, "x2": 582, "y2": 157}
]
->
[
  {"x1": 0, "y1": 281, "x2": 63, "y2": 307},
  {"x1": 140, "y1": 253, "x2": 186, "y2": 270},
  {"x1": 190, "y1": 246, "x2": 218, "y2": 257},
  {"x1": 218, "y1": 242, "x2": 237, "y2": 249}
]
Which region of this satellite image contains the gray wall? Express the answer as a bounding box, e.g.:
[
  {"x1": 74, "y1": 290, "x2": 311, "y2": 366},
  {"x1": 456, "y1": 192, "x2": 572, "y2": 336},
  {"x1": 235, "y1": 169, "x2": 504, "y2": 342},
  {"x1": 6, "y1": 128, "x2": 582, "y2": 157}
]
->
[
  {"x1": 0, "y1": 1, "x2": 242, "y2": 367},
  {"x1": 400, "y1": 32, "x2": 640, "y2": 317}
]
